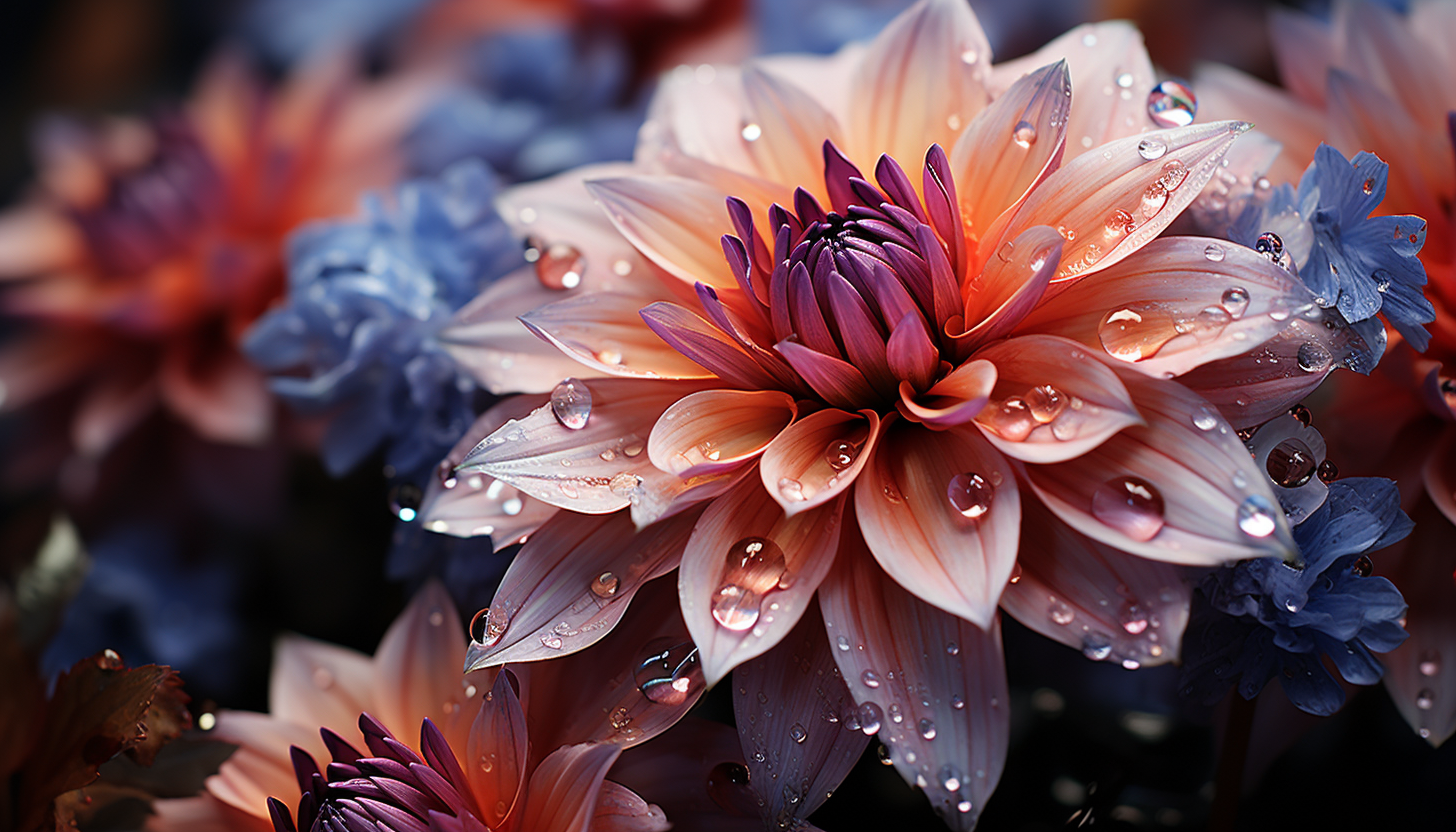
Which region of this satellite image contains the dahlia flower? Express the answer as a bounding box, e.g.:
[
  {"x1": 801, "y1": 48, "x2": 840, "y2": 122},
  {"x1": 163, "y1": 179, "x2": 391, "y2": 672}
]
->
[
  {"x1": 1194, "y1": 0, "x2": 1456, "y2": 745},
  {"x1": 417, "y1": 1, "x2": 1362, "y2": 825},
  {"x1": 151, "y1": 581, "x2": 678, "y2": 832}
]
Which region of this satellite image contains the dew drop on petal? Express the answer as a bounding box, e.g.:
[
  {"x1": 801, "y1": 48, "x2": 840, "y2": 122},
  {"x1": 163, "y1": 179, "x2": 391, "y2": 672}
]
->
[
  {"x1": 1417, "y1": 689, "x2": 1435, "y2": 710},
  {"x1": 987, "y1": 396, "x2": 1038, "y2": 440},
  {"x1": 1192, "y1": 407, "x2": 1220, "y2": 432},
  {"x1": 887, "y1": 703, "x2": 904, "y2": 724},
  {"x1": 947, "y1": 472, "x2": 994, "y2": 519},
  {"x1": 824, "y1": 439, "x2": 858, "y2": 471},
  {"x1": 470, "y1": 607, "x2": 508, "y2": 646},
  {"x1": 540, "y1": 634, "x2": 564, "y2": 650},
  {"x1": 1137, "y1": 138, "x2": 1167, "y2": 160},
  {"x1": 1236, "y1": 495, "x2": 1277, "y2": 538},
  {"x1": 389, "y1": 483, "x2": 422, "y2": 522},
  {"x1": 1082, "y1": 633, "x2": 1114, "y2": 661},
  {"x1": 1115, "y1": 70, "x2": 1135, "y2": 88},
  {"x1": 1120, "y1": 602, "x2": 1149, "y2": 634},
  {"x1": 1091, "y1": 476, "x2": 1166, "y2": 541},
  {"x1": 1362, "y1": 177, "x2": 1375, "y2": 195},
  {"x1": 1012, "y1": 121, "x2": 1037, "y2": 148},
  {"x1": 1255, "y1": 232, "x2": 1284, "y2": 260},
  {"x1": 536, "y1": 243, "x2": 586, "y2": 290},
  {"x1": 1351, "y1": 556, "x2": 1374, "y2": 578},
  {"x1": 591, "y1": 571, "x2": 620, "y2": 598},
  {"x1": 1193, "y1": 305, "x2": 1232, "y2": 340},
  {"x1": 609, "y1": 472, "x2": 643, "y2": 497},
  {"x1": 1220, "y1": 286, "x2": 1250, "y2": 317},
  {"x1": 1296, "y1": 342, "x2": 1333, "y2": 373},
  {"x1": 1419, "y1": 651, "x2": 1441, "y2": 677},
  {"x1": 1267, "y1": 439, "x2": 1316, "y2": 488},
  {"x1": 1317, "y1": 459, "x2": 1339, "y2": 483},
  {"x1": 711, "y1": 537, "x2": 786, "y2": 631},
  {"x1": 862, "y1": 669, "x2": 882, "y2": 689},
  {"x1": 550, "y1": 378, "x2": 592, "y2": 429},
  {"x1": 712, "y1": 586, "x2": 760, "y2": 631},
  {"x1": 1098, "y1": 304, "x2": 1179, "y2": 362},
  {"x1": 740, "y1": 122, "x2": 762, "y2": 142},
  {"x1": 1204, "y1": 244, "x2": 1226, "y2": 262},
  {"x1": 858, "y1": 702, "x2": 883, "y2": 735},
  {"x1": 635, "y1": 638, "x2": 703, "y2": 705},
  {"x1": 1139, "y1": 183, "x2": 1169, "y2": 219},
  {"x1": 919, "y1": 718, "x2": 937, "y2": 740},
  {"x1": 1103, "y1": 209, "x2": 1134, "y2": 237},
  {"x1": 1048, "y1": 600, "x2": 1075, "y2": 626},
  {"x1": 1026, "y1": 384, "x2": 1067, "y2": 423},
  {"x1": 1146, "y1": 80, "x2": 1197, "y2": 128},
  {"x1": 790, "y1": 723, "x2": 808, "y2": 743}
]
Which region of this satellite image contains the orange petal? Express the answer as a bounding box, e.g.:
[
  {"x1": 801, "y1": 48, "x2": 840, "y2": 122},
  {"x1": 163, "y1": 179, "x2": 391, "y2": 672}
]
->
[
  {"x1": 1381, "y1": 498, "x2": 1456, "y2": 747},
  {"x1": 371, "y1": 581, "x2": 470, "y2": 749},
  {"x1": 819, "y1": 537, "x2": 1009, "y2": 830},
  {"x1": 759, "y1": 407, "x2": 878, "y2": 515},
  {"x1": 462, "y1": 509, "x2": 699, "y2": 669},
  {"x1": 464, "y1": 671, "x2": 528, "y2": 828},
  {"x1": 678, "y1": 476, "x2": 846, "y2": 684},
  {"x1": 586, "y1": 175, "x2": 740, "y2": 294},
  {"x1": 853, "y1": 417, "x2": 1019, "y2": 628},
  {"x1": 1000, "y1": 500, "x2": 1188, "y2": 667},
  {"x1": 1024, "y1": 369, "x2": 1298, "y2": 565},
  {"x1": 206, "y1": 711, "x2": 319, "y2": 819},
  {"x1": 739, "y1": 65, "x2": 846, "y2": 195},
  {"x1": 648, "y1": 389, "x2": 797, "y2": 477},
  {"x1": 515, "y1": 743, "x2": 623, "y2": 832},
  {"x1": 520, "y1": 292, "x2": 716, "y2": 381},
  {"x1": 897, "y1": 359, "x2": 996, "y2": 428},
  {"x1": 960, "y1": 225, "x2": 1063, "y2": 349},
  {"x1": 268, "y1": 636, "x2": 373, "y2": 735},
  {"x1": 731, "y1": 606, "x2": 869, "y2": 826},
  {"x1": 970, "y1": 335, "x2": 1142, "y2": 463}
]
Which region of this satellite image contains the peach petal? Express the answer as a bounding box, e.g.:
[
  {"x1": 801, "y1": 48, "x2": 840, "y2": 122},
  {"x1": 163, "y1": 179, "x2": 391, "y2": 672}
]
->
[
  {"x1": 1191, "y1": 64, "x2": 1324, "y2": 189},
  {"x1": 1423, "y1": 429, "x2": 1456, "y2": 528},
  {"x1": 463, "y1": 509, "x2": 700, "y2": 669},
  {"x1": 268, "y1": 635, "x2": 374, "y2": 733},
  {"x1": 640, "y1": 65, "x2": 759, "y2": 180},
  {"x1": 463, "y1": 671, "x2": 528, "y2": 827},
  {"x1": 205, "y1": 711, "x2": 319, "y2": 819},
  {"x1": 853, "y1": 417, "x2": 1019, "y2": 627},
  {"x1": 959, "y1": 225, "x2": 1063, "y2": 350},
  {"x1": 739, "y1": 65, "x2": 846, "y2": 195},
  {"x1": 0, "y1": 206, "x2": 79, "y2": 278},
  {"x1": 371, "y1": 581, "x2": 470, "y2": 749},
  {"x1": 1337, "y1": 1, "x2": 1450, "y2": 129},
  {"x1": 886, "y1": 311, "x2": 939, "y2": 390},
  {"x1": 516, "y1": 743, "x2": 623, "y2": 832},
  {"x1": 1000, "y1": 500, "x2": 1188, "y2": 667},
  {"x1": 158, "y1": 347, "x2": 272, "y2": 446},
  {"x1": 1014, "y1": 236, "x2": 1320, "y2": 379},
  {"x1": 970, "y1": 335, "x2": 1142, "y2": 464},
  {"x1": 678, "y1": 476, "x2": 846, "y2": 684},
  {"x1": 819, "y1": 538, "x2": 1009, "y2": 831},
  {"x1": 984, "y1": 121, "x2": 1250, "y2": 284},
  {"x1": 951, "y1": 61, "x2": 1069, "y2": 241},
  {"x1": 848, "y1": 0, "x2": 992, "y2": 174},
  {"x1": 1267, "y1": 6, "x2": 1334, "y2": 108},
  {"x1": 896, "y1": 359, "x2": 996, "y2": 428},
  {"x1": 457, "y1": 378, "x2": 709, "y2": 514},
  {"x1": 147, "y1": 794, "x2": 269, "y2": 832},
  {"x1": 731, "y1": 608, "x2": 868, "y2": 826},
  {"x1": 520, "y1": 292, "x2": 715, "y2": 381},
  {"x1": 1381, "y1": 498, "x2": 1456, "y2": 747},
  {"x1": 648, "y1": 389, "x2": 796, "y2": 477},
  {"x1": 760, "y1": 408, "x2": 878, "y2": 515},
  {"x1": 1024, "y1": 369, "x2": 1297, "y2": 565},
  {"x1": 586, "y1": 175, "x2": 740, "y2": 294}
]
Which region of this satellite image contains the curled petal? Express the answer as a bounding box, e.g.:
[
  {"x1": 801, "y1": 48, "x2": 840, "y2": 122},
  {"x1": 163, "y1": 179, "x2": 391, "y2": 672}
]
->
[
  {"x1": 515, "y1": 744, "x2": 624, "y2": 832},
  {"x1": 897, "y1": 359, "x2": 996, "y2": 428},
  {"x1": 760, "y1": 408, "x2": 879, "y2": 515},
  {"x1": 951, "y1": 61, "x2": 1070, "y2": 239},
  {"x1": 679, "y1": 476, "x2": 846, "y2": 684},
  {"x1": 1382, "y1": 499, "x2": 1456, "y2": 747},
  {"x1": 960, "y1": 225, "x2": 1063, "y2": 350},
  {"x1": 465, "y1": 672, "x2": 528, "y2": 828},
  {"x1": 775, "y1": 339, "x2": 878, "y2": 410},
  {"x1": 521, "y1": 293, "x2": 717, "y2": 381},
  {"x1": 1000, "y1": 500, "x2": 1189, "y2": 667},
  {"x1": 1015, "y1": 236, "x2": 1322, "y2": 379},
  {"x1": 463, "y1": 509, "x2": 700, "y2": 669},
  {"x1": 648, "y1": 389, "x2": 797, "y2": 477},
  {"x1": 587, "y1": 176, "x2": 740, "y2": 294},
  {"x1": 732, "y1": 608, "x2": 868, "y2": 826},
  {"x1": 970, "y1": 335, "x2": 1142, "y2": 463},
  {"x1": 641, "y1": 302, "x2": 784, "y2": 390},
  {"x1": 1024, "y1": 370, "x2": 1298, "y2": 565},
  {"x1": 853, "y1": 417, "x2": 1019, "y2": 628},
  {"x1": 372, "y1": 582, "x2": 471, "y2": 748},
  {"x1": 819, "y1": 538, "x2": 1010, "y2": 831}
]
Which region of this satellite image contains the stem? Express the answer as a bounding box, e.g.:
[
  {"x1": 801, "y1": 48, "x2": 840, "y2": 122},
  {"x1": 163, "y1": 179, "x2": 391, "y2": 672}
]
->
[{"x1": 1210, "y1": 692, "x2": 1257, "y2": 832}]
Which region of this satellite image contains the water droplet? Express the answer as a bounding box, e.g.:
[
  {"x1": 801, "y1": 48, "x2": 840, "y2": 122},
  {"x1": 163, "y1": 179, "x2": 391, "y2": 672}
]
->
[
  {"x1": 711, "y1": 537, "x2": 787, "y2": 631},
  {"x1": 1417, "y1": 689, "x2": 1435, "y2": 710},
  {"x1": 1317, "y1": 459, "x2": 1339, "y2": 483},
  {"x1": 1091, "y1": 476, "x2": 1166, "y2": 541},
  {"x1": 635, "y1": 638, "x2": 703, "y2": 705},
  {"x1": 470, "y1": 607, "x2": 508, "y2": 646},
  {"x1": 824, "y1": 439, "x2": 858, "y2": 471},
  {"x1": 1296, "y1": 342, "x2": 1333, "y2": 373},
  {"x1": 536, "y1": 243, "x2": 586, "y2": 290},
  {"x1": 947, "y1": 472, "x2": 994, "y2": 519},
  {"x1": 946, "y1": 641, "x2": 960, "y2": 656},
  {"x1": 591, "y1": 571, "x2": 620, "y2": 598},
  {"x1": 712, "y1": 585, "x2": 760, "y2": 631},
  {"x1": 1049, "y1": 600, "x2": 1075, "y2": 626},
  {"x1": 1236, "y1": 495, "x2": 1277, "y2": 538},
  {"x1": 790, "y1": 722, "x2": 808, "y2": 743},
  {"x1": 1146, "y1": 80, "x2": 1197, "y2": 128},
  {"x1": 1115, "y1": 70, "x2": 1135, "y2": 89},
  {"x1": 1082, "y1": 634, "x2": 1113, "y2": 661},
  {"x1": 1362, "y1": 177, "x2": 1374, "y2": 195},
  {"x1": 1012, "y1": 121, "x2": 1037, "y2": 148},
  {"x1": 1220, "y1": 286, "x2": 1250, "y2": 317},
  {"x1": 540, "y1": 634, "x2": 564, "y2": 650},
  {"x1": 1351, "y1": 556, "x2": 1374, "y2": 578},
  {"x1": 1120, "y1": 602, "x2": 1150, "y2": 634},
  {"x1": 1193, "y1": 305, "x2": 1232, "y2": 340},
  {"x1": 609, "y1": 472, "x2": 642, "y2": 496},
  {"x1": 1267, "y1": 438, "x2": 1316, "y2": 488},
  {"x1": 437, "y1": 459, "x2": 459, "y2": 489},
  {"x1": 858, "y1": 702, "x2": 883, "y2": 735},
  {"x1": 777, "y1": 477, "x2": 805, "y2": 501},
  {"x1": 918, "y1": 718, "x2": 937, "y2": 740},
  {"x1": 1419, "y1": 651, "x2": 1441, "y2": 677},
  {"x1": 1192, "y1": 407, "x2": 1220, "y2": 431},
  {"x1": 740, "y1": 122, "x2": 762, "y2": 142},
  {"x1": 1255, "y1": 232, "x2": 1284, "y2": 260},
  {"x1": 1104, "y1": 208, "x2": 1134, "y2": 237},
  {"x1": 550, "y1": 379, "x2": 592, "y2": 429},
  {"x1": 862, "y1": 669, "x2": 882, "y2": 688},
  {"x1": 1098, "y1": 304, "x2": 1183, "y2": 362},
  {"x1": 1203, "y1": 243, "x2": 1226, "y2": 262},
  {"x1": 958, "y1": 800, "x2": 973, "y2": 814},
  {"x1": 1137, "y1": 138, "x2": 1167, "y2": 160},
  {"x1": 1026, "y1": 384, "x2": 1067, "y2": 423},
  {"x1": 389, "y1": 483, "x2": 422, "y2": 522},
  {"x1": 987, "y1": 396, "x2": 1037, "y2": 440},
  {"x1": 706, "y1": 762, "x2": 753, "y2": 812},
  {"x1": 836, "y1": 635, "x2": 851, "y2": 651}
]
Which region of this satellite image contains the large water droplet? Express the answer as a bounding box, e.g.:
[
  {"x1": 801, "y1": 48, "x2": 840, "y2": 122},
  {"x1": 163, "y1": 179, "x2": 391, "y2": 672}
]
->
[
  {"x1": 1193, "y1": 305, "x2": 1232, "y2": 341},
  {"x1": 777, "y1": 477, "x2": 805, "y2": 502},
  {"x1": 1220, "y1": 286, "x2": 1250, "y2": 317},
  {"x1": 1120, "y1": 602, "x2": 1149, "y2": 634},
  {"x1": 1147, "y1": 80, "x2": 1197, "y2": 128},
  {"x1": 947, "y1": 472, "x2": 994, "y2": 519},
  {"x1": 862, "y1": 669, "x2": 882, "y2": 689},
  {"x1": 987, "y1": 397, "x2": 1037, "y2": 440},
  {"x1": 1137, "y1": 138, "x2": 1167, "y2": 160},
  {"x1": 1192, "y1": 406, "x2": 1220, "y2": 432},
  {"x1": 1091, "y1": 476, "x2": 1166, "y2": 541},
  {"x1": 858, "y1": 702, "x2": 883, "y2": 735},
  {"x1": 825, "y1": 439, "x2": 858, "y2": 471},
  {"x1": 918, "y1": 718, "x2": 937, "y2": 740},
  {"x1": 1012, "y1": 121, "x2": 1037, "y2": 148},
  {"x1": 635, "y1": 638, "x2": 703, "y2": 706},
  {"x1": 1026, "y1": 384, "x2": 1067, "y2": 423},
  {"x1": 1254, "y1": 232, "x2": 1284, "y2": 261},
  {"x1": 591, "y1": 571, "x2": 620, "y2": 598},
  {"x1": 711, "y1": 537, "x2": 787, "y2": 631},
  {"x1": 1351, "y1": 556, "x2": 1374, "y2": 577},
  {"x1": 536, "y1": 242, "x2": 586, "y2": 290},
  {"x1": 1267, "y1": 438, "x2": 1316, "y2": 488},
  {"x1": 1236, "y1": 495, "x2": 1277, "y2": 538},
  {"x1": 550, "y1": 378, "x2": 592, "y2": 430},
  {"x1": 1098, "y1": 304, "x2": 1179, "y2": 362},
  {"x1": 609, "y1": 472, "x2": 642, "y2": 497},
  {"x1": 470, "y1": 607, "x2": 509, "y2": 646},
  {"x1": 1296, "y1": 342, "x2": 1333, "y2": 373},
  {"x1": 1139, "y1": 182, "x2": 1169, "y2": 219}
]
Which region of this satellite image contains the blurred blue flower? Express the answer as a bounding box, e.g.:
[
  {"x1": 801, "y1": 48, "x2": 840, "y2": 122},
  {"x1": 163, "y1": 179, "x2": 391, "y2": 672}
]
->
[
  {"x1": 753, "y1": 0, "x2": 917, "y2": 54},
  {"x1": 241, "y1": 0, "x2": 430, "y2": 65},
  {"x1": 244, "y1": 160, "x2": 522, "y2": 478},
  {"x1": 1179, "y1": 478, "x2": 1412, "y2": 716}
]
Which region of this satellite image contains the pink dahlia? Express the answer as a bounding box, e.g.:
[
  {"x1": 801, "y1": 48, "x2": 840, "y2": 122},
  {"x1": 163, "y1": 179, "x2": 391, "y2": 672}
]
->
[
  {"x1": 424, "y1": 0, "x2": 1354, "y2": 825},
  {"x1": 1195, "y1": 0, "x2": 1456, "y2": 745}
]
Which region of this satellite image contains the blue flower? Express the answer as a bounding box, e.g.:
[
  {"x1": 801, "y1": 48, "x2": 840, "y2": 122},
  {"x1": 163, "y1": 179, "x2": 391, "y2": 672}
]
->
[
  {"x1": 1179, "y1": 478, "x2": 1411, "y2": 716},
  {"x1": 243, "y1": 160, "x2": 522, "y2": 478},
  {"x1": 240, "y1": 0, "x2": 430, "y2": 65}
]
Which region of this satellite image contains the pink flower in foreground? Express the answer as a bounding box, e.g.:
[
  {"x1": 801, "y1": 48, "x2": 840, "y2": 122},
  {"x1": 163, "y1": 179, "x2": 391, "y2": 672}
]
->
[
  {"x1": 426, "y1": 1, "x2": 1360, "y2": 825},
  {"x1": 1196, "y1": 0, "x2": 1456, "y2": 746},
  {"x1": 150, "y1": 581, "x2": 674, "y2": 832}
]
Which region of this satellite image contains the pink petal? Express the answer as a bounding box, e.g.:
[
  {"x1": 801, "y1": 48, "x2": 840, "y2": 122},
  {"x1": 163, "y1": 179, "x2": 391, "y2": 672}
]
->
[
  {"x1": 852, "y1": 417, "x2": 1019, "y2": 628},
  {"x1": 1267, "y1": 6, "x2": 1334, "y2": 108},
  {"x1": 1014, "y1": 236, "x2": 1321, "y2": 380},
  {"x1": 731, "y1": 607, "x2": 869, "y2": 825},
  {"x1": 969, "y1": 335, "x2": 1143, "y2": 464},
  {"x1": 464, "y1": 671, "x2": 528, "y2": 828},
  {"x1": 759, "y1": 407, "x2": 879, "y2": 515},
  {"x1": 590, "y1": 781, "x2": 670, "y2": 832},
  {"x1": 371, "y1": 581, "x2": 471, "y2": 749},
  {"x1": 847, "y1": 0, "x2": 992, "y2": 173},
  {"x1": 628, "y1": 463, "x2": 754, "y2": 531},
  {"x1": 958, "y1": 225, "x2": 1063, "y2": 351},
  {"x1": 1381, "y1": 498, "x2": 1456, "y2": 747},
  {"x1": 515, "y1": 743, "x2": 623, "y2": 832},
  {"x1": 457, "y1": 378, "x2": 709, "y2": 514},
  {"x1": 950, "y1": 61, "x2": 1070, "y2": 240},
  {"x1": 462, "y1": 509, "x2": 700, "y2": 669},
  {"x1": 984, "y1": 121, "x2": 1251, "y2": 284},
  {"x1": 1424, "y1": 429, "x2": 1456, "y2": 528},
  {"x1": 1335, "y1": 1, "x2": 1450, "y2": 130},
  {"x1": 520, "y1": 292, "x2": 717, "y2": 381},
  {"x1": 738, "y1": 65, "x2": 846, "y2": 197},
  {"x1": 586, "y1": 176, "x2": 741, "y2": 294},
  {"x1": 0, "y1": 205, "x2": 78, "y2": 277},
  {"x1": 148, "y1": 794, "x2": 270, "y2": 831},
  {"x1": 640, "y1": 65, "x2": 761, "y2": 181},
  {"x1": 1191, "y1": 65, "x2": 1324, "y2": 189},
  {"x1": 678, "y1": 476, "x2": 846, "y2": 684},
  {"x1": 609, "y1": 717, "x2": 757, "y2": 828},
  {"x1": 268, "y1": 636, "x2": 374, "y2": 734},
  {"x1": 774, "y1": 339, "x2": 878, "y2": 410},
  {"x1": 0, "y1": 330, "x2": 95, "y2": 412},
  {"x1": 640, "y1": 302, "x2": 784, "y2": 390},
  {"x1": 648, "y1": 389, "x2": 797, "y2": 477},
  {"x1": 818, "y1": 538, "x2": 1010, "y2": 830},
  {"x1": 158, "y1": 346, "x2": 272, "y2": 446},
  {"x1": 1000, "y1": 500, "x2": 1189, "y2": 667},
  {"x1": 1023, "y1": 369, "x2": 1298, "y2": 565},
  {"x1": 896, "y1": 359, "x2": 996, "y2": 428},
  {"x1": 511, "y1": 577, "x2": 706, "y2": 753}
]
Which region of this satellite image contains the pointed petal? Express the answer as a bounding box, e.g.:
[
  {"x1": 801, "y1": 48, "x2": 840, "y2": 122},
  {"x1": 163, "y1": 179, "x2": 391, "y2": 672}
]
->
[
  {"x1": 774, "y1": 339, "x2": 878, "y2": 410},
  {"x1": 732, "y1": 608, "x2": 868, "y2": 826},
  {"x1": 970, "y1": 335, "x2": 1142, "y2": 463},
  {"x1": 848, "y1": 0, "x2": 992, "y2": 173},
  {"x1": 886, "y1": 311, "x2": 939, "y2": 390},
  {"x1": 819, "y1": 538, "x2": 1010, "y2": 831},
  {"x1": 760, "y1": 408, "x2": 879, "y2": 515},
  {"x1": 269, "y1": 635, "x2": 374, "y2": 732},
  {"x1": 464, "y1": 672, "x2": 528, "y2": 828},
  {"x1": 951, "y1": 61, "x2": 1070, "y2": 239},
  {"x1": 1024, "y1": 369, "x2": 1298, "y2": 565},
  {"x1": 853, "y1": 418, "x2": 1019, "y2": 627},
  {"x1": 739, "y1": 65, "x2": 846, "y2": 194},
  {"x1": 587, "y1": 176, "x2": 740, "y2": 294},
  {"x1": 679, "y1": 477, "x2": 846, "y2": 684},
  {"x1": 372, "y1": 582, "x2": 470, "y2": 746},
  {"x1": 640, "y1": 302, "x2": 783, "y2": 390},
  {"x1": 1382, "y1": 498, "x2": 1456, "y2": 747},
  {"x1": 1000, "y1": 500, "x2": 1189, "y2": 667},
  {"x1": 516, "y1": 743, "x2": 622, "y2": 832},
  {"x1": 206, "y1": 711, "x2": 321, "y2": 818},
  {"x1": 159, "y1": 346, "x2": 272, "y2": 445},
  {"x1": 520, "y1": 293, "x2": 717, "y2": 381},
  {"x1": 960, "y1": 226, "x2": 1063, "y2": 349},
  {"x1": 0, "y1": 206, "x2": 78, "y2": 277},
  {"x1": 988, "y1": 121, "x2": 1251, "y2": 284},
  {"x1": 648, "y1": 389, "x2": 797, "y2": 477},
  {"x1": 897, "y1": 359, "x2": 996, "y2": 428},
  {"x1": 464, "y1": 509, "x2": 699, "y2": 669},
  {"x1": 1191, "y1": 64, "x2": 1324, "y2": 189}
]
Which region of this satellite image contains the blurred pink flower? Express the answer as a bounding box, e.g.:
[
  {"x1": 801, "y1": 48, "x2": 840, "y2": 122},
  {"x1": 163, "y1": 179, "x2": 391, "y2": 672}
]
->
[
  {"x1": 427, "y1": 1, "x2": 1345, "y2": 825},
  {"x1": 1196, "y1": 0, "x2": 1456, "y2": 745}
]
